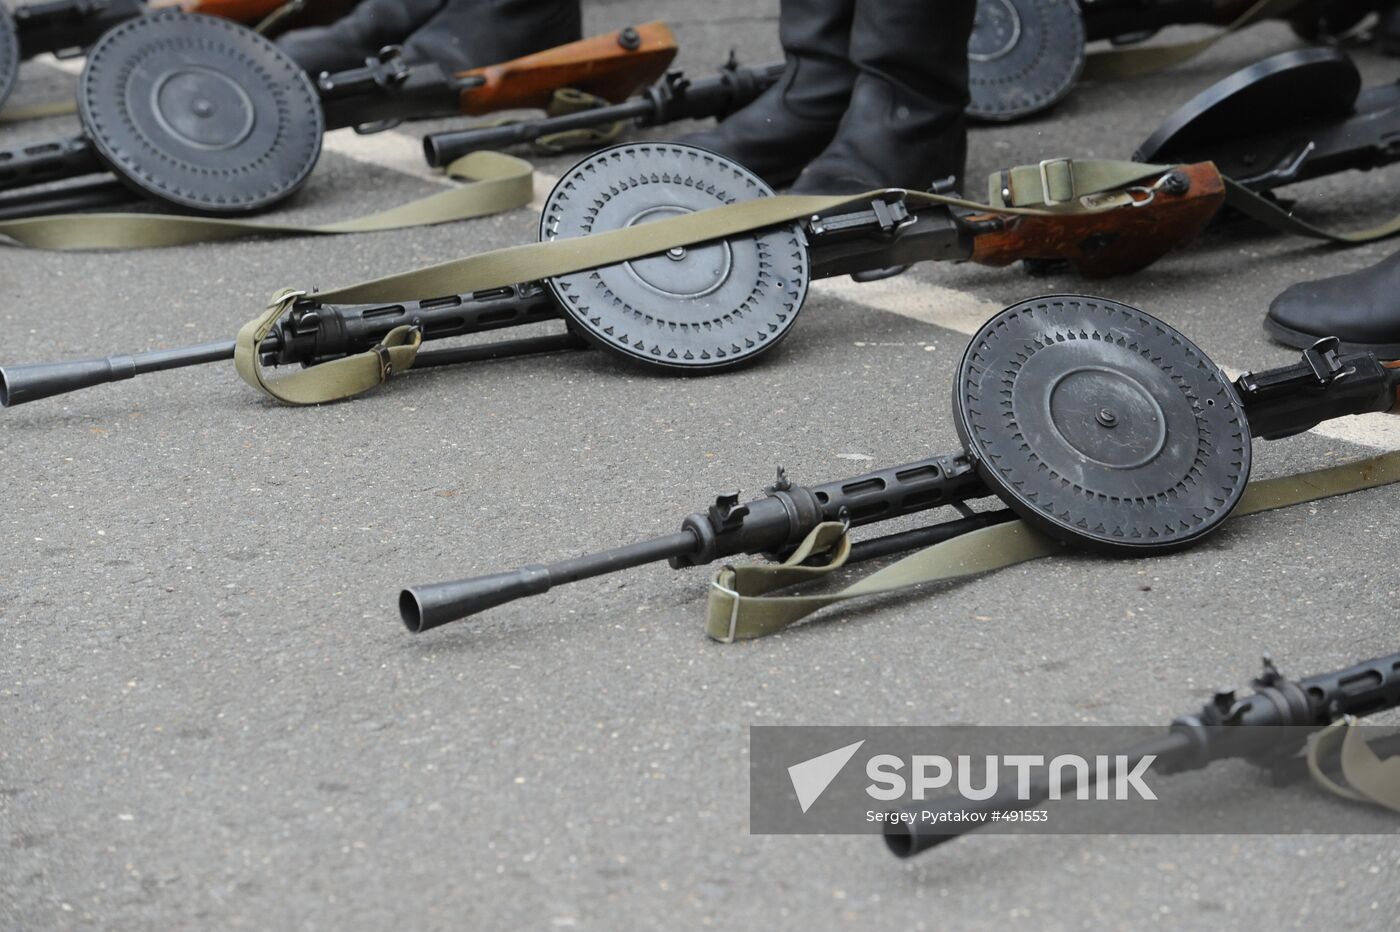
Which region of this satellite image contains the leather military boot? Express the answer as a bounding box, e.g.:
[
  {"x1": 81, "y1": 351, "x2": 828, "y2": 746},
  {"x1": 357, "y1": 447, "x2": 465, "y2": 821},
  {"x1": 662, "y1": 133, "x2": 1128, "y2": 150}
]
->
[
  {"x1": 1266, "y1": 249, "x2": 1400, "y2": 355},
  {"x1": 680, "y1": 0, "x2": 857, "y2": 186},
  {"x1": 277, "y1": 0, "x2": 582, "y2": 76},
  {"x1": 790, "y1": 0, "x2": 975, "y2": 194}
]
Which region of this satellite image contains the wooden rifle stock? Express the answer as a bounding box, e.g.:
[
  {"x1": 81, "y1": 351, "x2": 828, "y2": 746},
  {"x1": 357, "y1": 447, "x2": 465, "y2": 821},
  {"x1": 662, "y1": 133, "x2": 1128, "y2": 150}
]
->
[
  {"x1": 967, "y1": 162, "x2": 1227, "y2": 277},
  {"x1": 456, "y1": 21, "x2": 677, "y2": 116}
]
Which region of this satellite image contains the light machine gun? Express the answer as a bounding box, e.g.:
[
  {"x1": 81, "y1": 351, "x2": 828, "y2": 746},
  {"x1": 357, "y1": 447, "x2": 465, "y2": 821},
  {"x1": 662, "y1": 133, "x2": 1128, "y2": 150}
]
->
[
  {"x1": 422, "y1": 57, "x2": 785, "y2": 165},
  {"x1": 394, "y1": 297, "x2": 1400, "y2": 633},
  {"x1": 0, "y1": 144, "x2": 1234, "y2": 407},
  {"x1": 0, "y1": 0, "x2": 354, "y2": 109},
  {"x1": 0, "y1": 15, "x2": 676, "y2": 218},
  {"x1": 964, "y1": 0, "x2": 1383, "y2": 121},
  {"x1": 885, "y1": 651, "x2": 1400, "y2": 857}
]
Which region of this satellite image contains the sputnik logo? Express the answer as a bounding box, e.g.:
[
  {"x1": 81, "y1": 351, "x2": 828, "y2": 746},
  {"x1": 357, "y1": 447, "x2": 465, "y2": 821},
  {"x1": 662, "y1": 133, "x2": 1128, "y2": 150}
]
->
[{"x1": 787, "y1": 740, "x2": 865, "y2": 813}]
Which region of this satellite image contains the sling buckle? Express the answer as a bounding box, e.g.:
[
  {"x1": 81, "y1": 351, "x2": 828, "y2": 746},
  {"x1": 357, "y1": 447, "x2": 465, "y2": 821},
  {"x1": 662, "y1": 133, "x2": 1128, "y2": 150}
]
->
[{"x1": 1038, "y1": 158, "x2": 1075, "y2": 207}]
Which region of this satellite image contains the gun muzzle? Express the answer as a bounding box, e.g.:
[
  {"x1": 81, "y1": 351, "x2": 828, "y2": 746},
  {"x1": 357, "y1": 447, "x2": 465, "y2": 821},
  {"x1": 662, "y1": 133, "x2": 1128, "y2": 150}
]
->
[
  {"x1": 423, "y1": 122, "x2": 534, "y2": 164},
  {"x1": 399, "y1": 566, "x2": 552, "y2": 632},
  {"x1": 0, "y1": 341, "x2": 236, "y2": 408},
  {"x1": 1, "y1": 355, "x2": 138, "y2": 407},
  {"x1": 883, "y1": 795, "x2": 1034, "y2": 858},
  {"x1": 398, "y1": 529, "x2": 699, "y2": 633},
  {"x1": 422, "y1": 95, "x2": 653, "y2": 166},
  {"x1": 885, "y1": 731, "x2": 1194, "y2": 859}
]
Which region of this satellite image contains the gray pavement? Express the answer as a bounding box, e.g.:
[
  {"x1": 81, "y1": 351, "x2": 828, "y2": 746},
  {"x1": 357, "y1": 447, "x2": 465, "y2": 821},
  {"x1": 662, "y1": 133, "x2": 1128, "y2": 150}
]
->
[{"x1": 4, "y1": 2, "x2": 1400, "y2": 929}]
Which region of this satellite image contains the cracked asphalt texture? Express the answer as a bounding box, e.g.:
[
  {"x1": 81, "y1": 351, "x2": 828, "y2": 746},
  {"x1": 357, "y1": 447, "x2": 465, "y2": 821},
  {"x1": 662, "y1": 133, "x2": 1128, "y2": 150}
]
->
[{"x1": 3, "y1": 1, "x2": 1400, "y2": 929}]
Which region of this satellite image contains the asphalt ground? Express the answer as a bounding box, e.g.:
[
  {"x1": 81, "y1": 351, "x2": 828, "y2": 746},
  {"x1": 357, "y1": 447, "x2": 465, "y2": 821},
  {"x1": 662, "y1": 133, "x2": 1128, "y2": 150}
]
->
[{"x1": 3, "y1": 2, "x2": 1400, "y2": 929}]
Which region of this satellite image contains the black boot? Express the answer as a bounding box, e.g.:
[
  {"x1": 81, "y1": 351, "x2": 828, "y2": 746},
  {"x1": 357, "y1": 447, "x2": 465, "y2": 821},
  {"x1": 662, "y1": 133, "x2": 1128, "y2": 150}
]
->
[
  {"x1": 790, "y1": 0, "x2": 974, "y2": 194},
  {"x1": 277, "y1": 0, "x2": 582, "y2": 76},
  {"x1": 679, "y1": 0, "x2": 856, "y2": 186},
  {"x1": 1266, "y1": 250, "x2": 1400, "y2": 355}
]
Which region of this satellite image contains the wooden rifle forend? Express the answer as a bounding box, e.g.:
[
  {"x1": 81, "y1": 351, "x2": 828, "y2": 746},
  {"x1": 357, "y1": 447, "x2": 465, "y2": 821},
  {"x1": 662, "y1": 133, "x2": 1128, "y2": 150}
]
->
[
  {"x1": 456, "y1": 21, "x2": 678, "y2": 115},
  {"x1": 965, "y1": 162, "x2": 1227, "y2": 278}
]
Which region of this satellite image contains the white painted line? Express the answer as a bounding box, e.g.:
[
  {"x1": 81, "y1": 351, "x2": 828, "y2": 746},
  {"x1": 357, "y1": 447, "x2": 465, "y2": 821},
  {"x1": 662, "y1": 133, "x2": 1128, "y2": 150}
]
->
[
  {"x1": 321, "y1": 129, "x2": 560, "y2": 212},
  {"x1": 33, "y1": 54, "x2": 84, "y2": 77},
  {"x1": 320, "y1": 128, "x2": 451, "y2": 185},
  {"x1": 812, "y1": 273, "x2": 997, "y2": 337},
  {"x1": 1304, "y1": 412, "x2": 1400, "y2": 450}
]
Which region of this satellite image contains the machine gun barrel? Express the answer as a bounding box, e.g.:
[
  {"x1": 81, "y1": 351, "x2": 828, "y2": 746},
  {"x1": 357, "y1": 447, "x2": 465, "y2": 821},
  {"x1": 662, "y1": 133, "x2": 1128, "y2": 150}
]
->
[
  {"x1": 886, "y1": 651, "x2": 1400, "y2": 857},
  {"x1": 400, "y1": 452, "x2": 993, "y2": 632},
  {"x1": 0, "y1": 283, "x2": 560, "y2": 407},
  {"x1": 0, "y1": 340, "x2": 235, "y2": 406},
  {"x1": 401, "y1": 531, "x2": 702, "y2": 632},
  {"x1": 402, "y1": 506, "x2": 1019, "y2": 633},
  {"x1": 422, "y1": 60, "x2": 784, "y2": 166},
  {"x1": 424, "y1": 95, "x2": 656, "y2": 163}
]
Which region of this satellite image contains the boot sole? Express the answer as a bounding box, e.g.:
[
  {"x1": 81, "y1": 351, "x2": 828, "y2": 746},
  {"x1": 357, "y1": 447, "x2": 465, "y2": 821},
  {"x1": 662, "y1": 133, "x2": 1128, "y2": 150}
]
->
[{"x1": 1263, "y1": 316, "x2": 1400, "y2": 358}]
